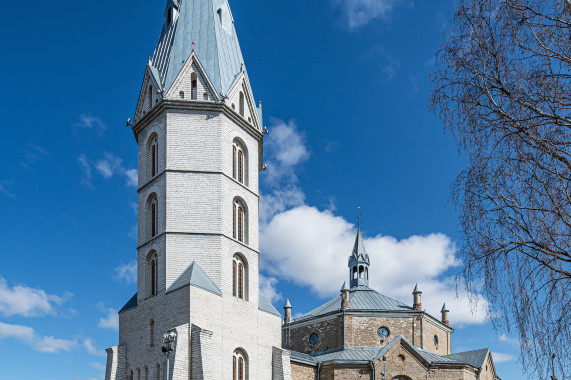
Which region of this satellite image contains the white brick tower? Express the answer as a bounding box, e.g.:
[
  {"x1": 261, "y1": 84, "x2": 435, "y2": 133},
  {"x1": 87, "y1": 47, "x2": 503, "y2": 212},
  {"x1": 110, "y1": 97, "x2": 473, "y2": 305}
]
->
[{"x1": 105, "y1": 1, "x2": 283, "y2": 379}]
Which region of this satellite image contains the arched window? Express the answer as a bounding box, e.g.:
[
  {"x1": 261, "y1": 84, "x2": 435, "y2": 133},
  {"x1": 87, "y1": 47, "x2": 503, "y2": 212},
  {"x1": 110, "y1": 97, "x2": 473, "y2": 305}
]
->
[
  {"x1": 148, "y1": 85, "x2": 153, "y2": 109},
  {"x1": 232, "y1": 199, "x2": 246, "y2": 243},
  {"x1": 149, "y1": 195, "x2": 158, "y2": 238},
  {"x1": 233, "y1": 254, "x2": 247, "y2": 300},
  {"x1": 129, "y1": 369, "x2": 134, "y2": 380},
  {"x1": 353, "y1": 266, "x2": 358, "y2": 279},
  {"x1": 232, "y1": 140, "x2": 247, "y2": 185},
  {"x1": 148, "y1": 251, "x2": 158, "y2": 297},
  {"x1": 156, "y1": 364, "x2": 160, "y2": 380},
  {"x1": 239, "y1": 92, "x2": 245, "y2": 117},
  {"x1": 150, "y1": 136, "x2": 159, "y2": 178},
  {"x1": 191, "y1": 73, "x2": 198, "y2": 100},
  {"x1": 150, "y1": 319, "x2": 155, "y2": 346},
  {"x1": 144, "y1": 366, "x2": 148, "y2": 380},
  {"x1": 137, "y1": 368, "x2": 141, "y2": 380},
  {"x1": 365, "y1": 267, "x2": 368, "y2": 279},
  {"x1": 359, "y1": 266, "x2": 364, "y2": 278},
  {"x1": 233, "y1": 349, "x2": 247, "y2": 380}
]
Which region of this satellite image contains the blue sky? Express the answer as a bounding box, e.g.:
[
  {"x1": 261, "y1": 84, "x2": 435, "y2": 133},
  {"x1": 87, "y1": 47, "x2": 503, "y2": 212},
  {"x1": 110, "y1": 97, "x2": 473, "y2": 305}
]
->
[{"x1": 0, "y1": 0, "x2": 527, "y2": 378}]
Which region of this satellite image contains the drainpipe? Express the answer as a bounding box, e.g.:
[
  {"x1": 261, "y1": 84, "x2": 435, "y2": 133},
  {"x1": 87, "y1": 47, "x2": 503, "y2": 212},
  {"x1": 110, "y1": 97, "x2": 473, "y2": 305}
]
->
[
  {"x1": 426, "y1": 363, "x2": 431, "y2": 380},
  {"x1": 420, "y1": 312, "x2": 425, "y2": 349},
  {"x1": 369, "y1": 361, "x2": 375, "y2": 380},
  {"x1": 316, "y1": 363, "x2": 321, "y2": 380}
]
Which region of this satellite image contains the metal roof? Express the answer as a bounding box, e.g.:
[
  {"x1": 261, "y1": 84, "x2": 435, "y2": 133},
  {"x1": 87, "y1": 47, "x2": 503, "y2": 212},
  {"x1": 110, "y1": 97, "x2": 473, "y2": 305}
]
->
[
  {"x1": 294, "y1": 286, "x2": 413, "y2": 322},
  {"x1": 165, "y1": 261, "x2": 222, "y2": 296},
  {"x1": 119, "y1": 293, "x2": 138, "y2": 313},
  {"x1": 289, "y1": 335, "x2": 475, "y2": 367},
  {"x1": 151, "y1": 0, "x2": 255, "y2": 99},
  {"x1": 258, "y1": 292, "x2": 282, "y2": 317},
  {"x1": 444, "y1": 348, "x2": 490, "y2": 369}
]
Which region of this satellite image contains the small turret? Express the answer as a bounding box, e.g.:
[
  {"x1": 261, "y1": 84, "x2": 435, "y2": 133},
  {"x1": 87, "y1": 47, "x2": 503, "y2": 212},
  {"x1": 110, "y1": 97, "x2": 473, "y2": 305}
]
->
[
  {"x1": 348, "y1": 229, "x2": 370, "y2": 288},
  {"x1": 284, "y1": 299, "x2": 292, "y2": 323},
  {"x1": 341, "y1": 282, "x2": 350, "y2": 309},
  {"x1": 441, "y1": 303, "x2": 450, "y2": 326},
  {"x1": 413, "y1": 284, "x2": 422, "y2": 310}
]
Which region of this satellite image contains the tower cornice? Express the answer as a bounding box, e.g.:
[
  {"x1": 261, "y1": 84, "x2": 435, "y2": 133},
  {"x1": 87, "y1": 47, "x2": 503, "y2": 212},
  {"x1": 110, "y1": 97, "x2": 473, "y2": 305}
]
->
[{"x1": 132, "y1": 100, "x2": 264, "y2": 171}]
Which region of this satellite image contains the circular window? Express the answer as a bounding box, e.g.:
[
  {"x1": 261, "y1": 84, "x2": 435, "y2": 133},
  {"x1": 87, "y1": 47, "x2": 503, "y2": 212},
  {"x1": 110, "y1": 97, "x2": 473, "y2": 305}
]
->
[
  {"x1": 434, "y1": 335, "x2": 439, "y2": 348},
  {"x1": 377, "y1": 327, "x2": 390, "y2": 339},
  {"x1": 398, "y1": 354, "x2": 405, "y2": 362},
  {"x1": 309, "y1": 333, "x2": 319, "y2": 345}
]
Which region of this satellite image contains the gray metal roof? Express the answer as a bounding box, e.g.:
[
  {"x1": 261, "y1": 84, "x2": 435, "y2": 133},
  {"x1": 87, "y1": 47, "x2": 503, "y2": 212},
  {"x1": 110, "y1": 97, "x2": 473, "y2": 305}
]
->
[
  {"x1": 258, "y1": 292, "x2": 282, "y2": 317},
  {"x1": 152, "y1": 0, "x2": 255, "y2": 98},
  {"x1": 289, "y1": 335, "x2": 462, "y2": 366},
  {"x1": 444, "y1": 348, "x2": 490, "y2": 369},
  {"x1": 165, "y1": 261, "x2": 222, "y2": 296},
  {"x1": 294, "y1": 286, "x2": 413, "y2": 322},
  {"x1": 119, "y1": 293, "x2": 138, "y2": 313}
]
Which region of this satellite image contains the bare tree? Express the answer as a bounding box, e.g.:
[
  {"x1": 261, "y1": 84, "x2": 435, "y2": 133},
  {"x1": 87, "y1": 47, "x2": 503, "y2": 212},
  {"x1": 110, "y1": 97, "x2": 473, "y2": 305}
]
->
[{"x1": 430, "y1": 0, "x2": 571, "y2": 378}]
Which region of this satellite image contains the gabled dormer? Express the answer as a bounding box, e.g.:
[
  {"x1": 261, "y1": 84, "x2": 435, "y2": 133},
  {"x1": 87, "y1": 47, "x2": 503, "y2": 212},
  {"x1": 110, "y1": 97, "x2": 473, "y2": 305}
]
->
[{"x1": 133, "y1": 62, "x2": 163, "y2": 124}]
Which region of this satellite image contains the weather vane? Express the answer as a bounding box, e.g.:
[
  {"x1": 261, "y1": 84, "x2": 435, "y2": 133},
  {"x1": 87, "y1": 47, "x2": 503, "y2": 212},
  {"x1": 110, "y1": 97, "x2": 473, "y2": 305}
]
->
[{"x1": 357, "y1": 204, "x2": 362, "y2": 229}]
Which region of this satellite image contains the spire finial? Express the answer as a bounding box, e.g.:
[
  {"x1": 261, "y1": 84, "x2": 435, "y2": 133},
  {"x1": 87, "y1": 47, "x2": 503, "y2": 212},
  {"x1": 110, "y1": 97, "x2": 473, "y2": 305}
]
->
[{"x1": 357, "y1": 204, "x2": 362, "y2": 230}]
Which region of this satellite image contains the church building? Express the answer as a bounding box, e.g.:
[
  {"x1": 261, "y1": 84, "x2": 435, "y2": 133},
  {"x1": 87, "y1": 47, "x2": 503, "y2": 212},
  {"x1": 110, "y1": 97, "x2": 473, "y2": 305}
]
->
[{"x1": 104, "y1": 1, "x2": 501, "y2": 379}]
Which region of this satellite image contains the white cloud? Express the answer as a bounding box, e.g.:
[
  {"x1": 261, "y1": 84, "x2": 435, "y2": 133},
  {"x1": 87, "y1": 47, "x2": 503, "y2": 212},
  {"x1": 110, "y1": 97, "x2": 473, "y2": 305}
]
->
[
  {"x1": 492, "y1": 352, "x2": 516, "y2": 363},
  {"x1": 74, "y1": 114, "x2": 107, "y2": 137},
  {"x1": 90, "y1": 362, "x2": 107, "y2": 371},
  {"x1": 125, "y1": 169, "x2": 138, "y2": 187},
  {"x1": 78, "y1": 152, "x2": 137, "y2": 188},
  {"x1": 260, "y1": 186, "x2": 305, "y2": 225},
  {"x1": 0, "y1": 278, "x2": 70, "y2": 317},
  {"x1": 260, "y1": 205, "x2": 488, "y2": 325},
  {"x1": 264, "y1": 120, "x2": 309, "y2": 186},
  {"x1": 259, "y1": 275, "x2": 282, "y2": 304},
  {"x1": 0, "y1": 322, "x2": 77, "y2": 354},
  {"x1": 78, "y1": 154, "x2": 93, "y2": 188},
  {"x1": 98, "y1": 309, "x2": 119, "y2": 331},
  {"x1": 114, "y1": 261, "x2": 137, "y2": 284},
  {"x1": 499, "y1": 334, "x2": 520, "y2": 346},
  {"x1": 83, "y1": 338, "x2": 106, "y2": 357},
  {"x1": 0, "y1": 180, "x2": 15, "y2": 198},
  {"x1": 333, "y1": 0, "x2": 411, "y2": 29}
]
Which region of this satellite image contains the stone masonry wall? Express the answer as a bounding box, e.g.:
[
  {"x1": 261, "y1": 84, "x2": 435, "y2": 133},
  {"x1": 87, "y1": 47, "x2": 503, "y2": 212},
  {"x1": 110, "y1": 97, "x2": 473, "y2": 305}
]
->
[
  {"x1": 344, "y1": 315, "x2": 419, "y2": 348},
  {"x1": 285, "y1": 315, "x2": 343, "y2": 354},
  {"x1": 422, "y1": 317, "x2": 451, "y2": 355},
  {"x1": 290, "y1": 362, "x2": 316, "y2": 380}
]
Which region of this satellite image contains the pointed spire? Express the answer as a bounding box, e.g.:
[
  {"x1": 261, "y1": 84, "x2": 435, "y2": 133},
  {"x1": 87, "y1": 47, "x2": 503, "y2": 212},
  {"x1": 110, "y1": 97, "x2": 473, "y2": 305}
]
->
[
  {"x1": 441, "y1": 303, "x2": 448, "y2": 312},
  {"x1": 151, "y1": 0, "x2": 255, "y2": 100},
  {"x1": 413, "y1": 284, "x2": 422, "y2": 294},
  {"x1": 284, "y1": 299, "x2": 292, "y2": 308},
  {"x1": 351, "y1": 229, "x2": 368, "y2": 259},
  {"x1": 342, "y1": 281, "x2": 349, "y2": 291}
]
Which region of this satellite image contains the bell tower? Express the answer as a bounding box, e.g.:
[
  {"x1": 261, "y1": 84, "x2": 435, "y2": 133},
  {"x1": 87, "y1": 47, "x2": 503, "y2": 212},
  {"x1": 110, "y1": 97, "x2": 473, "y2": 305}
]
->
[{"x1": 106, "y1": 1, "x2": 282, "y2": 379}]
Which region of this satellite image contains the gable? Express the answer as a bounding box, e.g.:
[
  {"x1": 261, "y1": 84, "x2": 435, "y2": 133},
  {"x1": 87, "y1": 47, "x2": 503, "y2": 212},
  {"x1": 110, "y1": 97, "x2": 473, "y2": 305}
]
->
[
  {"x1": 165, "y1": 52, "x2": 219, "y2": 102},
  {"x1": 226, "y1": 74, "x2": 260, "y2": 129},
  {"x1": 134, "y1": 64, "x2": 163, "y2": 124}
]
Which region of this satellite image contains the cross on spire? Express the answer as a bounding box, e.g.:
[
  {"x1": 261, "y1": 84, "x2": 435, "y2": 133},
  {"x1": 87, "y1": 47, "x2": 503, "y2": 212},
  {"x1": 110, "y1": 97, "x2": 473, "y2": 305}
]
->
[{"x1": 357, "y1": 204, "x2": 362, "y2": 230}]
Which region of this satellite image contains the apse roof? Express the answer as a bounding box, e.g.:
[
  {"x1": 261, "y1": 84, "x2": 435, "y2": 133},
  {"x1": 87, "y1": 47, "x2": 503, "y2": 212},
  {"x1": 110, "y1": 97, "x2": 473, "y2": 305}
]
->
[
  {"x1": 289, "y1": 336, "x2": 486, "y2": 368},
  {"x1": 293, "y1": 286, "x2": 413, "y2": 323}
]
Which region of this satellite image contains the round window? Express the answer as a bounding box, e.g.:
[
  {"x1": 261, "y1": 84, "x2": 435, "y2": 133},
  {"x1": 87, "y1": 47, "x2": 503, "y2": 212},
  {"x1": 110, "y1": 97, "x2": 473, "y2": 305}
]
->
[
  {"x1": 377, "y1": 327, "x2": 390, "y2": 339},
  {"x1": 309, "y1": 333, "x2": 319, "y2": 345}
]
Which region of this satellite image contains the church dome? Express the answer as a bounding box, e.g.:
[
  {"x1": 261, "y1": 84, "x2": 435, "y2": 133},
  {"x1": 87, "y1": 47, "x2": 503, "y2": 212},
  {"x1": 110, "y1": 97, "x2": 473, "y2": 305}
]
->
[{"x1": 294, "y1": 286, "x2": 414, "y2": 323}]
